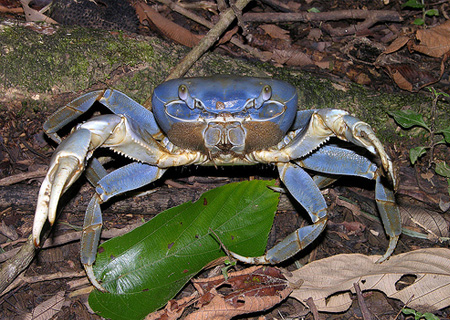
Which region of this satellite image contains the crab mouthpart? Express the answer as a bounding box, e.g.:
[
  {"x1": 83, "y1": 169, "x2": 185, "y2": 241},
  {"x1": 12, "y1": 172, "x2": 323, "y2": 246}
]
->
[{"x1": 204, "y1": 121, "x2": 246, "y2": 155}]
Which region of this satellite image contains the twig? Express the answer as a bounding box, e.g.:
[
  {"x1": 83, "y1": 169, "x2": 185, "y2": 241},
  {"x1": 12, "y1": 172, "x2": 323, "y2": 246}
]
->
[
  {"x1": 1, "y1": 271, "x2": 85, "y2": 298},
  {"x1": 0, "y1": 5, "x2": 24, "y2": 13},
  {"x1": 165, "y1": 0, "x2": 253, "y2": 80},
  {"x1": 354, "y1": 282, "x2": 373, "y2": 320},
  {"x1": 305, "y1": 297, "x2": 321, "y2": 320},
  {"x1": 0, "y1": 236, "x2": 36, "y2": 295},
  {"x1": 208, "y1": 227, "x2": 232, "y2": 260},
  {"x1": 243, "y1": 9, "x2": 401, "y2": 23},
  {"x1": 243, "y1": 10, "x2": 402, "y2": 36},
  {"x1": 0, "y1": 166, "x2": 47, "y2": 187},
  {"x1": 155, "y1": 0, "x2": 267, "y2": 62}
]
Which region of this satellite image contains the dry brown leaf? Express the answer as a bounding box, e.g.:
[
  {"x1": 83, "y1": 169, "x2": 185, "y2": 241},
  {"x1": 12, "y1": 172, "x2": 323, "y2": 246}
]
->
[
  {"x1": 385, "y1": 64, "x2": 438, "y2": 92},
  {"x1": 20, "y1": 0, "x2": 57, "y2": 24},
  {"x1": 259, "y1": 24, "x2": 291, "y2": 41},
  {"x1": 135, "y1": 2, "x2": 201, "y2": 48},
  {"x1": 413, "y1": 20, "x2": 450, "y2": 58},
  {"x1": 24, "y1": 291, "x2": 65, "y2": 320},
  {"x1": 286, "y1": 248, "x2": 450, "y2": 313},
  {"x1": 400, "y1": 206, "x2": 449, "y2": 241},
  {"x1": 145, "y1": 294, "x2": 197, "y2": 320},
  {"x1": 272, "y1": 49, "x2": 314, "y2": 66},
  {"x1": 185, "y1": 266, "x2": 292, "y2": 320},
  {"x1": 383, "y1": 35, "x2": 410, "y2": 54}
]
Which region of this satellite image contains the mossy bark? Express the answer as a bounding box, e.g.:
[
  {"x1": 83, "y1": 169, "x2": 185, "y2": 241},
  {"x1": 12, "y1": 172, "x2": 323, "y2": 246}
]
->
[{"x1": 0, "y1": 18, "x2": 448, "y2": 143}]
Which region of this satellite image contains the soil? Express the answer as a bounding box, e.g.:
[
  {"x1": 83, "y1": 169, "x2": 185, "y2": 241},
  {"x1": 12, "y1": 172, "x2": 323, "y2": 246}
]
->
[{"x1": 0, "y1": 0, "x2": 449, "y2": 319}]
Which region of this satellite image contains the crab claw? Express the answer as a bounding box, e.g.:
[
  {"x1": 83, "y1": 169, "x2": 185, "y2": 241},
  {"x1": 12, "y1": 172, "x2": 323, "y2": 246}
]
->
[
  {"x1": 339, "y1": 114, "x2": 397, "y2": 188},
  {"x1": 303, "y1": 109, "x2": 397, "y2": 189},
  {"x1": 32, "y1": 129, "x2": 91, "y2": 247}
]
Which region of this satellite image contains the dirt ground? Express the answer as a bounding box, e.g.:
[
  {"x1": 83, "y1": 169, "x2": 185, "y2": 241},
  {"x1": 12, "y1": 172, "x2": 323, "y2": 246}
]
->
[{"x1": 0, "y1": 0, "x2": 450, "y2": 319}]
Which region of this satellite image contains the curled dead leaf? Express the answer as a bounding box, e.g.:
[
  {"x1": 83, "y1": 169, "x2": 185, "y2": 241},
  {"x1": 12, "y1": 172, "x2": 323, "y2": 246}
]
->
[
  {"x1": 286, "y1": 248, "x2": 450, "y2": 313},
  {"x1": 259, "y1": 24, "x2": 291, "y2": 41},
  {"x1": 20, "y1": 0, "x2": 57, "y2": 24},
  {"x1": 272, "y1": 49, "x2": 314, "y2": 66},
  {"x1": 383, "y1": 35, "x2": 410, "y2": 54},
  {"x1": 135, "y1": 2, "x2": 202, "y2": 48},
  {"x1": 385, "y1": 64, "x2": 438, "y2": 92},
  {"x1": 413, "y1": 20, "x2": 450, "y2": 58},
  {"x1": 145, "y1": 294, "x2": 197, "y2": 320},
  {"x1": 186, "y1": 266, "x2": 292, "y2": 320},
  {"x1": 400, "y1": 205, "x2": 449, "y2": 241},
  {"x1": 24, "y1": 291, "x2": 65, "y2": 320}
]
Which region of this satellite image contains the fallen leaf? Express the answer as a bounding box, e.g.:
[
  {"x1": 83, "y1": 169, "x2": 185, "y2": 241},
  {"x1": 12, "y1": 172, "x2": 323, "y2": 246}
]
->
[
  {"x1": 272, "y1": 49, "x2": 314, "y2": 66},
  {"x1": 145, "y1": 294, "x2": 197, "y2": 320},
  {"x1": 400, "y1": 206, "x2": 449, "y2": 241},
  {"x1": 20, "y1": 0, "x2": 57, "y2": 23},
  {"x1": 259, "y1": 24, "x2": 291, "y2": 41},
  {"x1": 385, "y1": 64, "x2": 438, "y2": 92},
  {"x1": 135, "y1": 2, "x2": 201, "y2": 47},
  {"x1": 286, "y1": 248, "x2": 450, "y2": 313},
  {"x1": 383, "y1": 35, "x2": 410, "y2": 54},
  {"x1": 186, "y1": 266, "x2": 292, "y2": 320},
  {"x1": 24, "y1": 291, "x2": 65, "y2": 320},
  {"x1": 412, "y1": 20, "x2": 450, "y2": 58}
]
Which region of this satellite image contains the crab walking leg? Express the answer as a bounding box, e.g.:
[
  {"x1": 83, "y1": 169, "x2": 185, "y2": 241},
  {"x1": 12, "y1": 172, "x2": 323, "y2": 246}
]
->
[
  {"x1": 297, "y1": 144, "x2": 401, "y2": 261},
  {"x1": 82, "y1": 163, "x2": 165, "y2": 292},
  {"x1": 231, "y1": 162, "x2": 328, "y2": 264},
  {"x1": 374, "y1": 175, "x2": 401, "y2": 262},
  {"x1": 44, "y1": 89, "x2": 163, "y2": 143}
]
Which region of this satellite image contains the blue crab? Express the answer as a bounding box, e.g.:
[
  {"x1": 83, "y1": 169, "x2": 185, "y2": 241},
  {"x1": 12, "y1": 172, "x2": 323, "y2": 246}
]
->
[{"x1": 32, "y1": 76, "x2": 401, "y2": 292}]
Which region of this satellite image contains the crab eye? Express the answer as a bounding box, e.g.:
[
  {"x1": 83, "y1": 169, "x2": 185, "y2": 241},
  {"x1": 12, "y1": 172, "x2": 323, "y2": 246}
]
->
[
  {"x1": 178, "y1": 85, "x2": 188, "y2": 100},
  {"x1": 262, "y1": 85, "x2": 272, "y2": 100}
]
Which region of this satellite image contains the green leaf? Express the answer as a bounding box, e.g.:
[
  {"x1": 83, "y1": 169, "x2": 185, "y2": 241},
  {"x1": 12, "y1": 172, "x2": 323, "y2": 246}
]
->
[
  {"x1": 409, "y1": 146, "x2": 427, "y2": 164},
  {"x1": 308, "y1": 7, "x2": 320, "y2": 13},
  {"x1": 402, "y1": 308, "x2": 418, "y2": 315},
  {"x1": 388, "y1": 110, "x2": 430, "y2": 130},
  {"x1": 401, "y1": 0, "x2": 424, "y2": 8},
  {"x1": 89, "y1": 180, "x2": 279, "y2": 320},
  {"x1": 435, "y1": 161, "x2": 450, "y2": 178},
  {"x1": 422, "y1": 313, "x2": 441, "y2": 320},
  {"x1": 425, "y1": 9, "x2": 439, "y2": 17},
  {"x1": 413, "y1": 18, "x2": 425, "y2": 25},
  {"x1": 437, "y1": 126, "x2": 450, "y2": 143}
]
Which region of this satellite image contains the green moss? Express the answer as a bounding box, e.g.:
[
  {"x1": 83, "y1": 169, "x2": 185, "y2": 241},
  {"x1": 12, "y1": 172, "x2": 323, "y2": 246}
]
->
[{"x1": 0, "y1": 21, "x2": 158, "y2": 94}]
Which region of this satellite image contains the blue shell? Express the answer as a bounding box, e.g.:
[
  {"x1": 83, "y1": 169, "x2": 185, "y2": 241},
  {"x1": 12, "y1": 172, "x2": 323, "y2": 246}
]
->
[{"x1": 152, "y1": 76, "x2": 298, "y2": 137}]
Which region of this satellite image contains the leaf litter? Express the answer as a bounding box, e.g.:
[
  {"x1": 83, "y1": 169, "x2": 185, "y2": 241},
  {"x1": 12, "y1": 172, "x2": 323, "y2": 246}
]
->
[{"x1": 286, "y1": 248, "x2": 450, "y2": 313}]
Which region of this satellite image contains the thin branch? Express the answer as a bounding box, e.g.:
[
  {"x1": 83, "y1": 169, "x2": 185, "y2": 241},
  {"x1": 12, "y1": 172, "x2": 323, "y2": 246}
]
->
[
  {"x1": 354, "y1": 282, "x2": 373, "y2": 320},
  {"x1": 0, "y1": 236, "x2": 35, "y2": 295},
  {"x1": 166, "y1": 0, "x2": 254, "y2": 80},
  {"x1": 0, "y1": 166, "x2": 47, "y2": 187},
  {"x1": 242, "y1": 9, "x2": 402, "y2": 23},
  {"x1": 243, "y1": 9, "x2": 402, "y2": 36}
]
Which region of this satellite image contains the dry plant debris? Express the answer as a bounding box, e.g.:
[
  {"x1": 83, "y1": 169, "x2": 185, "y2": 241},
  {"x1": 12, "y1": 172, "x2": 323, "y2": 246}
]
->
[
  {"x1": 380, "y1": 20, "x2": 450, "y2": 91},
  {"x1": 286, "y1": 248, "x2": 450, "y2": 313},
  {"x1": 147, "y1": 266, "x2": 292, "y2": 320}
]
